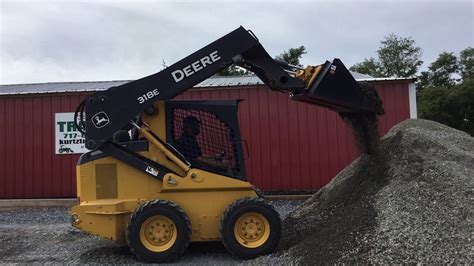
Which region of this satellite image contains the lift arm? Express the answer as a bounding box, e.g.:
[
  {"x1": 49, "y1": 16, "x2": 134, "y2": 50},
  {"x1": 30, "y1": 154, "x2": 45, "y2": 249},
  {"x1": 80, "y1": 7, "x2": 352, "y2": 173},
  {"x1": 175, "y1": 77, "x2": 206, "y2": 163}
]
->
[{"x1": 78, "y1": 26, "x2": 376, "y2": 150}]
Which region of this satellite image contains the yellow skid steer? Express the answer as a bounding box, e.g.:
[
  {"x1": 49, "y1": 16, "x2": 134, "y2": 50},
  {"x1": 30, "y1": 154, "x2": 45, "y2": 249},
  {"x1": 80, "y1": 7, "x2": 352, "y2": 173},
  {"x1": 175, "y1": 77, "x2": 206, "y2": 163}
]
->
[{"x1": 70, "y1": 26, "x2": 379, "y2": 262}]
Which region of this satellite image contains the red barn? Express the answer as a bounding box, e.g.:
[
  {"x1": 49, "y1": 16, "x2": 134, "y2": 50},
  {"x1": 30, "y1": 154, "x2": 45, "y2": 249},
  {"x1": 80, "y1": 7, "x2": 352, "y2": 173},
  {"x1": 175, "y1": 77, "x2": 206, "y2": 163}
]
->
[{"x1": 0, "y1": 74, "x2": 416, "y2": 198}]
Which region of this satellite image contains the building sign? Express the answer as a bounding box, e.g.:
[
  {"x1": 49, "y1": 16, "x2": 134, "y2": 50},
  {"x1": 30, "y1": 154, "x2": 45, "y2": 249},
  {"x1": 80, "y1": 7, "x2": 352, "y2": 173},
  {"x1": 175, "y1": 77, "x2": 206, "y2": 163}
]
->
[{"x1": 55, "y1": 112, "x2": 88, "y2": 154}]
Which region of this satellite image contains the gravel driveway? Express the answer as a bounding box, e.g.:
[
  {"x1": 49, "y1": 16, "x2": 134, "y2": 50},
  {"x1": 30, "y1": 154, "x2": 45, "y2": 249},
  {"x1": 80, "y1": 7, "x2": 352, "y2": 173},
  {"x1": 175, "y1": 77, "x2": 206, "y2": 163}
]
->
[{"x1": 0, "y1": 200, "x2": 302, "y2": 264}]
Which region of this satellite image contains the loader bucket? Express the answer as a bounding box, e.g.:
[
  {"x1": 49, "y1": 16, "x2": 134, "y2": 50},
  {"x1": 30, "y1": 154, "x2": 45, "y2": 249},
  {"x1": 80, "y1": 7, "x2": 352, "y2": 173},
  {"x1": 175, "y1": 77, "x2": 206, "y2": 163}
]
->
[{"x1": 291, "y1": 58, "x2": 377, "y2": 113}]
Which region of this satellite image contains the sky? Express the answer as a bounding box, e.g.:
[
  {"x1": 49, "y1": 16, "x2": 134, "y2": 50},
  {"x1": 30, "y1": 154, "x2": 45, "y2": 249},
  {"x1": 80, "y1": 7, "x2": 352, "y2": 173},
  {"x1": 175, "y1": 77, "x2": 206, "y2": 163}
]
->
[{"x1": 0, "y1": 0, "x2": 472, "y2": 84}]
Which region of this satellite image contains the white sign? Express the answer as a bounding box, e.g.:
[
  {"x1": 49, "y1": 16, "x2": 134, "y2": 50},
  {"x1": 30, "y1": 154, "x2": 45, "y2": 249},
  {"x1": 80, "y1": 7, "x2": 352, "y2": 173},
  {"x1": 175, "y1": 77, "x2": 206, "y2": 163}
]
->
[{"x1": 55, "y1": 112, "x2": 88, "y2": 154}]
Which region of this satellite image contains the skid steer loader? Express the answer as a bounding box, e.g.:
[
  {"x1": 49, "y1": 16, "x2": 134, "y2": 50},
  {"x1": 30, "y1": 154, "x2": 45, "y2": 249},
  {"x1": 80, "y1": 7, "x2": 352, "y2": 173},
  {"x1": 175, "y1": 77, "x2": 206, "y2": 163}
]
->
[{"x1": 70, "y1": 26, "x2": 380, "y2": 262}]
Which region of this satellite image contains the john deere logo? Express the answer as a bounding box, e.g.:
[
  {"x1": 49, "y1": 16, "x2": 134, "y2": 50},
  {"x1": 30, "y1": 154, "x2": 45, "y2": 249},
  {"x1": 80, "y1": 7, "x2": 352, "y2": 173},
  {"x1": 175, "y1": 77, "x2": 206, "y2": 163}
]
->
[{"x1": 91, "y1": 111, "x2": 110, "y2": 128}]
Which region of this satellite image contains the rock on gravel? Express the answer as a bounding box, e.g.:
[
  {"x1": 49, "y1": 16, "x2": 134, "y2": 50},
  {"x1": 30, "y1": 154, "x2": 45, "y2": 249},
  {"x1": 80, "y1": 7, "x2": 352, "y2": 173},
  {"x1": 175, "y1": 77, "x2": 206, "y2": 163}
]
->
[{"x1": 275, "y1": 119, "x2": 473, "y2": 264}]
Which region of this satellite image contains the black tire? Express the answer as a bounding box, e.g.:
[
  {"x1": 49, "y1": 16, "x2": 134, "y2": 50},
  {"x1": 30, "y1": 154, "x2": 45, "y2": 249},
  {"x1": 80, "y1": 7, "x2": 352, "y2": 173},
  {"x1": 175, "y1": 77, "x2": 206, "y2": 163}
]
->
[
  {"x1": 220, "y1": 197, "x2": 281, "y2": 259},
  {"x1": 126, "y1": 199, "x2": 191, "y2": 262}
]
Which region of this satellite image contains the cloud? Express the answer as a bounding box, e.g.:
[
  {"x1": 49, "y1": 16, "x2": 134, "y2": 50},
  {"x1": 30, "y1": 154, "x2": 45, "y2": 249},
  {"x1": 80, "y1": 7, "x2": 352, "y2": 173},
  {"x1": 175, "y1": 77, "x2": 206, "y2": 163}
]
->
[{"x1": 0, "y1": 1, "x2": 472, "y2": 83}]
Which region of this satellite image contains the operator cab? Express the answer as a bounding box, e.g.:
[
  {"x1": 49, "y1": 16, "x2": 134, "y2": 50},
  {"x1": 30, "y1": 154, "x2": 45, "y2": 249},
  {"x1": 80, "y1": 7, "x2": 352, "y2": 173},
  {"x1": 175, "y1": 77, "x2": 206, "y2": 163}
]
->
[{"x1": 166, "y1": 100, "x2": 247, "y2": 181}]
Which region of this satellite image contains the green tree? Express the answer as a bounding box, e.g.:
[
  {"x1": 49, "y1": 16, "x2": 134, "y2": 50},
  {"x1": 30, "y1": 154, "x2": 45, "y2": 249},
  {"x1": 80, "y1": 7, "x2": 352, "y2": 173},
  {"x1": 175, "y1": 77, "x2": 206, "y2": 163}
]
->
[
  {"x1": 417, "y1": 71, "x2": 431, "y2": 90},
  {"x1": 418, "y1": 86, "x2": 451, "y2": 122},
  {"x1": 418, "y1": 78, "x2": 474, "y2": 135},
  {"x1": 350, "y1": 33, "x2": 422, "y2": 78},
  {"x1": 349, "y1": 57, "x2": 381, "y2": 77},
  {"x1": 377, "y1": 33, "x2": 423, "y2": 77},
  {"x1": 417, "y1": 47, "x2": 474, "y2": 135},
  {"x1": 275, "y1": 46, "x2": 307, "y2": 66},
  {"x1": 445, "y1": 78, "x2": 474, "y2": 135},
  {"x1": 418, "y1": 52, "x2": 458, "y2": 89},
  {"x1": 417, "y1": 48, "x2": 473, "y2": 90},
  {"x1": 459, "y1": 47, "x2": 473, "y2": 80}
]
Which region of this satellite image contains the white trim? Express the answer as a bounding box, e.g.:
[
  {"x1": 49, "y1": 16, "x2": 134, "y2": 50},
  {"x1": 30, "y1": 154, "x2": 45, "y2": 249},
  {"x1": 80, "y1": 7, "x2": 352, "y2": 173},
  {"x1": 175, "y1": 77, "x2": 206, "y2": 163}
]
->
[
  {"x1": 356, "y1": 77, "x2": 416, "y2": 82},
  {"x1": 408, "y1": 83, "x2": 417, "y2": 118}
]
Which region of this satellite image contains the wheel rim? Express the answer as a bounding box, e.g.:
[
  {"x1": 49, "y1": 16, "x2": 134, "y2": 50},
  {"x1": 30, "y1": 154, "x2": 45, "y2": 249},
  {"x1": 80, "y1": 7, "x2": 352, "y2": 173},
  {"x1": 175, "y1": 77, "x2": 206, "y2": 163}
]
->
[
  {"x1": 234, "y1": 212, "x2": 270, "y2": 248},
  {"x1": 140, "y1": 215, "x2": 177, "y2": 252}
]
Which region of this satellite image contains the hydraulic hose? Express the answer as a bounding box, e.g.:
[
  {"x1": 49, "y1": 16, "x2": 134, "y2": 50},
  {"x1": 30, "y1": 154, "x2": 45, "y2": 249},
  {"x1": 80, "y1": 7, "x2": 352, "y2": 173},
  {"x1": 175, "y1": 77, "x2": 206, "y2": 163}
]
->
[{"x1": 74, "y1": 99, "x2": 87, "y2": 135}]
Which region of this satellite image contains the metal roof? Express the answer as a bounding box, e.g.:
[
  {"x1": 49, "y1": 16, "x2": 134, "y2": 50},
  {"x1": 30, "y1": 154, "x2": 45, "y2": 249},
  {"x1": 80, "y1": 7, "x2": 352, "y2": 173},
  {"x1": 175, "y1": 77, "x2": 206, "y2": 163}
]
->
[
  {"x1": 0, "y1": 72, "x2": 412, "y2": 96},
  {"x1": 0, "y1": 80, "x2": 129, "y2": 96}
]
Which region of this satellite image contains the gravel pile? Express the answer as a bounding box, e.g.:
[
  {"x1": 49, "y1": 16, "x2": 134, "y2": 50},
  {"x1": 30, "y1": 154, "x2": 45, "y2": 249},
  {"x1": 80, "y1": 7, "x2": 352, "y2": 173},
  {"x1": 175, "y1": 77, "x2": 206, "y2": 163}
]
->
[
  {"x1": 0, "y1": 200, "x2": 302, "y2": 264},
  {"x1": 273, "y1": 119, "x2": 473, "y2": 264},
  {"x1": 339, "y1": 82, "x2": 385, "y2": 155}
]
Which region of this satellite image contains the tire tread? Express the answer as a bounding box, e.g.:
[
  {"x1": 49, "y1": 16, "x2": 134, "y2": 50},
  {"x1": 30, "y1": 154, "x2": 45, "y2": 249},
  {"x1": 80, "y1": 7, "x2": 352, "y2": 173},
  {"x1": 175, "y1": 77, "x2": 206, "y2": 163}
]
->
[
  {"x1": 126, "y1": 199, "x2": 191, "y2": 262},
  {"x1": 219, "y1": 197, "x2": 281, "y2": 258}
]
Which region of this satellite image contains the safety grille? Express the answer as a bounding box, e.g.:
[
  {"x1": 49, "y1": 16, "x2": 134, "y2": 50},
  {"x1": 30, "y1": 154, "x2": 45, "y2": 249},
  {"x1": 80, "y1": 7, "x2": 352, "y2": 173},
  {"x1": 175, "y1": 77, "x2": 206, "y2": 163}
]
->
[{"x1": 168, "y1": 108, "x2": 241, "y2": 178}]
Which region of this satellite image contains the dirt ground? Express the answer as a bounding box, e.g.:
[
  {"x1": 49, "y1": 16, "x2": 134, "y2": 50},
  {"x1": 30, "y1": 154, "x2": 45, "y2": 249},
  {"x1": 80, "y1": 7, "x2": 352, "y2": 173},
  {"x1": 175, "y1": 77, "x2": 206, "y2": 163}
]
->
[{"x1": 0, "y1": 200, "x2": 301, "y2": 264}]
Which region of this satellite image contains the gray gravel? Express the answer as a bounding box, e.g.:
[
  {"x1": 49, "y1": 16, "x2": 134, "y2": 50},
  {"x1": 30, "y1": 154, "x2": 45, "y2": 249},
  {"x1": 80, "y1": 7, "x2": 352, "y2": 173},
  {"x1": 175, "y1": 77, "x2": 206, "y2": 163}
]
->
[
  {"x1": 0, "y1": 200, "x2": 302, "y2": 264},
  {"x1": 365, "y1": 119, "x2": 473, "y2": 263},
  {"x1": 279, "y1": 119, "x2": 473, "y2": 264}
]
